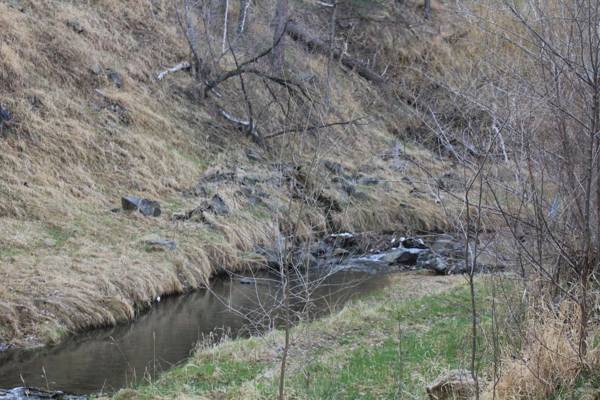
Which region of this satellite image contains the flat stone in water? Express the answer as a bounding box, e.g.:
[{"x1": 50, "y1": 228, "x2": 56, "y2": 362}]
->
[{"x1": 0, "y1": 387, "x2": 85, "y2": 400}]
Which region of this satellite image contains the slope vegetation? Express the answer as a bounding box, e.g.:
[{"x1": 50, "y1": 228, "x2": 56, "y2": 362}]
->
[{"x1": 0, "y1": 0, "x2": 466, "y2": 347}]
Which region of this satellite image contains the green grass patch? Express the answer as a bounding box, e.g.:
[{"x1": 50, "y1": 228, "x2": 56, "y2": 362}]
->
[
  {"x1": 123, "y1": 359, "x2": 267, "y2": 399},
  {"x1": 45, "y1": 225, "x2": 71, "y2": 247}
]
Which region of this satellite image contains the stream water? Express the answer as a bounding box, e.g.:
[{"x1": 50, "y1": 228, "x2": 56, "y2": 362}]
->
[{"x1": 0, "y1": 265, "x2": 393, "y2": 396}]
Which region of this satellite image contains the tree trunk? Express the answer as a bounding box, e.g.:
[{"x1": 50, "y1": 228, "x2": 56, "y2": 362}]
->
[
  {"x1": 286, "y1": 21, "x2": 384, "y2": 84},
  {"x1": 271, "y1": 0, "x2": 288, "y2": 75}
]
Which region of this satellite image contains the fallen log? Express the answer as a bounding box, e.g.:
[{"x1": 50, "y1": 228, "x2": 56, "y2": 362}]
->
[{"x1": 285, "y1": 20, "x2": 384, "y2": 84}]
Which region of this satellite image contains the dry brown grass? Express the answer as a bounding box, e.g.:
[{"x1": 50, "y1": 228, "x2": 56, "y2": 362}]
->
[
  {"x1": 0, "y1": 0, "x2": 464, "y2": 347},
  {"x1": 492, "y1": 299, "x2": 600, "y2": 399}
]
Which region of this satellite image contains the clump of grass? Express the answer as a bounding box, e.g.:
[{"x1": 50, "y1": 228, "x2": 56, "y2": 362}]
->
[{"x1": 494, "y1": 299, "x2": 600, "y2": 400}]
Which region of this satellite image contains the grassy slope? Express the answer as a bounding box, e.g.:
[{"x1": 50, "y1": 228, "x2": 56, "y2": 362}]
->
[
  {"x1": 110, "y1": 273, "x2": 500, "y2": 400},
  {"x1": 0, "y1": 0, "x2": 466, "y2": 348}
]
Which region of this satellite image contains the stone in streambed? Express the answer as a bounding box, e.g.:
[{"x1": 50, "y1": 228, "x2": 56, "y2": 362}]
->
[
  {"x1": 417, "y1": 251, "x2": 448, "y2": 274},
  {"x1": 380, "y1": 248, "x2": 426, "y2": 265}
]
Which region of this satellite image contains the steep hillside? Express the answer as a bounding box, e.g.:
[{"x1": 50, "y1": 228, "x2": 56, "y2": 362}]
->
[{"x1": 0, "y1": 0, "x2": 465, "y2": 347}]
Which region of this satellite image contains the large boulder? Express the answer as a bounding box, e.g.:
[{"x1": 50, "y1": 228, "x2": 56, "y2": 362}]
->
[
  {"x1": 431, "y1": 237, "x2": 465, "y2": 259},
  {"x1": 380, "y1": 248, "x2": 426, "y2": 265},
  {"x1": 417, "y1": 251, "x2": 448, "y2": 274},
  {"x1": 426, "y1": 369, "x2": 476, "y2": 400}
]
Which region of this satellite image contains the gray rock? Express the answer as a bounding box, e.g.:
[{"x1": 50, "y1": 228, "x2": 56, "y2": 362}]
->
[
  {"x1": 426, "y1": 369, "x2": 475, "y2": 400},
  {"x1": 342, "y1": 181, "x2": 369, "y2": 200},
  {"x1": 106, "y1": 69, "x2": 123, "y2": 88},
  {"x1": 323, "y1": 160, "x2": 344, "y2": 175},
  {"x1": 89, "y1": 64, "x2": 103, "y2": 75},
  {"x1": 206, "y1": 194, "x2": 230, "y2": 215},
  {"x1": 7, "y1": 0, "x2": 25, "y2": 12},
  {"x1": 142, "y1": 235, "x2": 176, "y2": 251},
  {"x1": 402, "y1": 237, "x2": 428, "y2": 249},
  {"x1": 0, "y1": 387, "x2": 86, "y2": 399},
  {"x1": 380, "y1": 247, "x2": 426, "y2": 265},
  {"x1": 245, "y1": 148, "x2": 262, "y2": 162},
  {"x1": 431, "y1": 238, "x2": 464, "y2": 258},
  {"x1": 417, "y1": 252, "x2": 448, "y2": 274},
  {"x1": 121, "y1": 196, "x2": 161, "y2": 217},
  {"x1": 358, "y1": 176, "x2": 380, "y2": 186},
  {"x1": 66, "y1": 20, "x2": 84, "y2": 33},
  {"x1": 198, "y1": 169, "x2": 236, "y2": 184},
  {"x1": 0, "y1": 104, "x2": 12, "y2": 127},
  {"x1": 437, "y1": 172, "x2": 462, "y2": 191}
]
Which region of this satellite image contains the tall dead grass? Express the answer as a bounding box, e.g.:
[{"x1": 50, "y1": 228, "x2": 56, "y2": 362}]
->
[{"x1": 493, "y1": 299, "x2": 600, "y2": 399}]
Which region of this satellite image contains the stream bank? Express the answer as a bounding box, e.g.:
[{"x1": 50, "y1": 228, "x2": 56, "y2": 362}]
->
[{"x1": 0, "y1": 232, "x2": 497, "y2": 399}]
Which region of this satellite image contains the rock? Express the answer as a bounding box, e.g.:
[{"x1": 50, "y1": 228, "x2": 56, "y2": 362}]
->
[
  {"x1": 323, "y1": 160, "x2": 344, "y2": 175},
  {"x1": 380, "y1": 247, "x2": 426, "y2": 265},
  {"x1": 142, "y1": 235, "x2": 176, "y2": 251},
  {"x1": 0, "y1": 342, "x2": 10, "y2": 352},
  {"x1": 204, "y1": 194, "x2": 230, "y2": 215},
  {"x1": 121, "y1": 196, "x2": 161, "y2": 217},
  {"x1": 426, "y1": 369, "x2": 476, "y2": 400},
  {"x1": 7, "y1": 0, "x2": 25, "y2": 12},
  {"x1": 341, "y1": 181, "x2": 369, "y2": 200},
  {"x1": 326, "y1": 232, "x2": 357, "y2": 251},
  {"x1": 0, "y1": 104, "x2": 12, "y2": 129},
  {"x1": 437, "y1": 172, "x2": 462, "y2": 191},
  {"x1": 291, "y1": 247, "x2": 318, "y2": 268},
  {"x1": 0, "y1": 387, "x2": 86, "y2": 399},
  {"x1": 66, "y1": 20, "x2": 84, "y2": 33},
  {"x1": 239, "y1": 277, "x2": 256, "y2": 285},
  {"x1": 332, "y1": 248, "x2": 350, "y2": 257},
  {"x1": 401, "y1": 237, "x2": 428, "y2": 249},
  {"x1": 106, "y1": 69, "x2": 123, "y2": 88},
  {"x1": 90, "y1": 64, "x2": 103, "y2": 75},
  {"x1": 198, "y1": 169, "x2": 236, "y2": 184},
  {"x1": 358, "y1": 176, "x2": 380, "y2": 186},
  {"x1": 28, "y1": 95, "x2": 43, "y2": 109},
  {"x1": 245, "y1": 148, "x2": 262, "y2": 162},
  {"x1": 417, "y1": 251, "x2": 448, "y2": 274},
  {"x1": 432, "y1": 238, "x2": 466, "y2": 262}
]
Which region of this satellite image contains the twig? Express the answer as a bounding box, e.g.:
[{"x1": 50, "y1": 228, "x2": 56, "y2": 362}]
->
[{"x1": 265, "y1": 116, "x2": 368, "y2": 139}]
